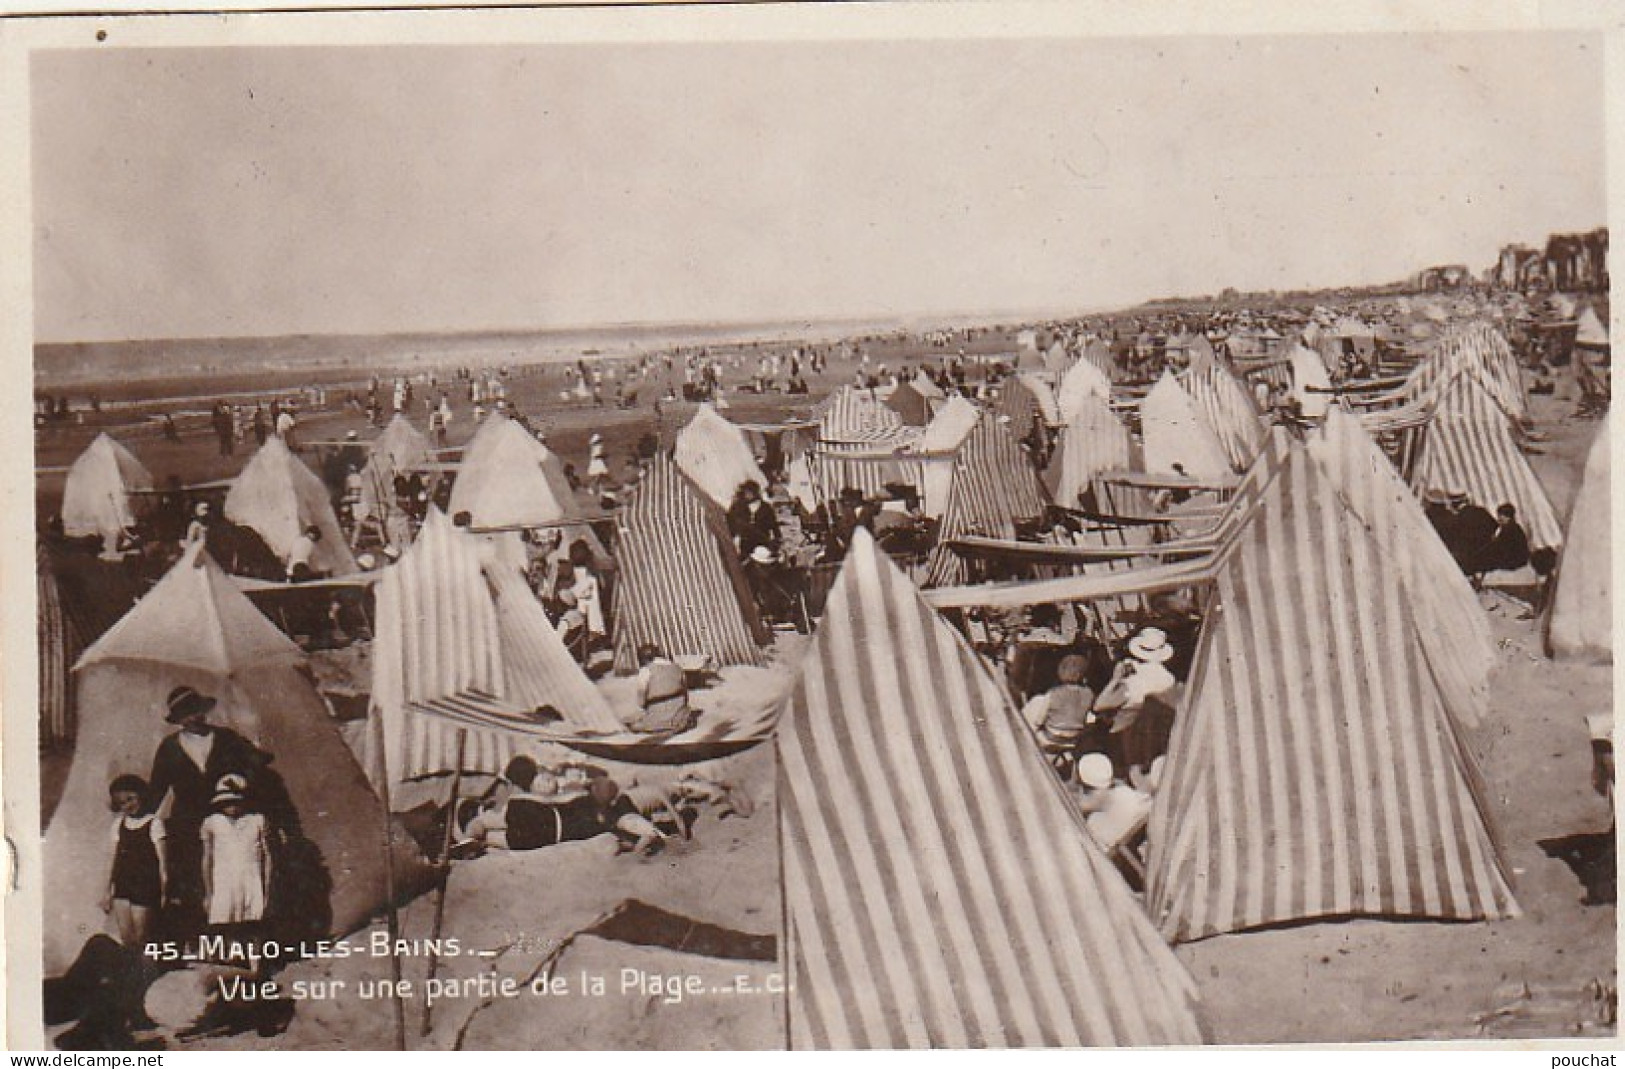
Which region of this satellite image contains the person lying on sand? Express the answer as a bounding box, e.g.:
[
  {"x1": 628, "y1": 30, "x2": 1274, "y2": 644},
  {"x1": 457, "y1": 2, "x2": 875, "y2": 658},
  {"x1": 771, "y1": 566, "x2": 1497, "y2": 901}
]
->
[{"x1": 456, "y1": 758, "x2": 666, "y2": 858}]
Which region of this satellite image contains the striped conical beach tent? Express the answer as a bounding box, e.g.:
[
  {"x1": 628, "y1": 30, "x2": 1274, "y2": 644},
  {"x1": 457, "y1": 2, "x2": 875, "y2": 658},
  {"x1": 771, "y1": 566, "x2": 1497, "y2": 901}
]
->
[
  {"x1": 1044, "y1": 393, "x2": 1132, "y2": 509},
  {"x1": 1145, "y1": 443, "x2": 1519, "y2": 943},
  {"x1": 37, "y1": 542, "x2": 82, "y2": 749},
  {"x1": 923, "y1": 415, "x2": 1049, "y2": 588},
  {"x1": 779, "y1": 529, "x2": 1204, "y2": 1048},
  {"x1": 611, "y1": 454, "x2": 768, "y2": 673},
  {"x1": 367, "y1": 509, "x2": 618, "y2": 790},
  {"x1": 811, "y1": 386, "x2": 921, "y2": 502},
  {"x1": 1411, "y1": 373, "x2": 1563, "y2": 550},
  {"x1": 1308, "y1": 409, "x2": 1495, "y2": 728},
  {"x1": 1179, "y1": 365, "x2": 1266, "y2": 473},
  {"x1": 992, "y1": 374, "x2": 1059, "y2": 443}
]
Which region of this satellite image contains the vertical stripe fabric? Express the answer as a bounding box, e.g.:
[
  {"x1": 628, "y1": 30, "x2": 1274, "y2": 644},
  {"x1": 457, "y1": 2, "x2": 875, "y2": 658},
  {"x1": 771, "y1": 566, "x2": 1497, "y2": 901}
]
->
[
  {"x1": 1179, "y1": 365, "x2": 1267, "y2": 473},
  {"x1": 813, "y1": 387, "x2": 923, "y2": 501},
  {"x1": 1411, "y1": 373, "x2": 1564, "y2": 550},
  {"x1": 1309, "y1": 409, "x2": 1495, "y2": 727},
  {"x1": 37, "y1": 542, "x2": 81, "y2": 748},
  {"x1": 1145, "y1": 445, "x2": 1520, "y2": 942},
  {"x1": 924, "y1": 416, "x2": 1050, "y2": 588},
  {"x1": 368, "y1": 508, "x2": 506, "y2": 787},
  {"x1": 1044, "y1": 394, "x2": 1133, "y2": 509},
  {"x1": 779, "y1": 529, "x2": 1204, "y2": 1048},
  {"x1": 611, "y1": 454, "x2": 769, "y2": 673}
]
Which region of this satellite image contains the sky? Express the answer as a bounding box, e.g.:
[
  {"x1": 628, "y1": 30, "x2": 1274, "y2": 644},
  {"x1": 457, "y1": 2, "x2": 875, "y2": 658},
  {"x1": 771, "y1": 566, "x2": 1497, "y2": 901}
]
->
[{"x1": 31, "y1": 31, "x2": 1606, "y2": 343}]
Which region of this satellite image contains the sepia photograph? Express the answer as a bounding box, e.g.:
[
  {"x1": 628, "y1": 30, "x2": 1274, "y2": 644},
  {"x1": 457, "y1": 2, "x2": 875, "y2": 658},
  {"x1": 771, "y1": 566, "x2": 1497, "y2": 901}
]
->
[{"x1": 7, "y1": 5, "x2": 1617, "y2": 1052}]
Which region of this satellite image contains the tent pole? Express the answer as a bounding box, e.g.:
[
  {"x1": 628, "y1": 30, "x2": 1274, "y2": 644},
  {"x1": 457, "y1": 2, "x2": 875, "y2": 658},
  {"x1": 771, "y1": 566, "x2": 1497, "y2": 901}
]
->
[
  {"x1": 774, "y1": 738, "x2": 792, "y2": 1052},
  {"x1": 420, "y1": 727, "x2": 468, "y2": 1037},
  {"x1": 372, "y1": 714, "x2": 409, "y2": 1052}
]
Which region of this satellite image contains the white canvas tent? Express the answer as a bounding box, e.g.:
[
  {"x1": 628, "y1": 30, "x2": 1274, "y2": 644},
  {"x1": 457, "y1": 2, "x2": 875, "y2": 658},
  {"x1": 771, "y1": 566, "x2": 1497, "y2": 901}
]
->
[
  {"x1": 60, "y1": 433, "x2": 154, "y2": 554},
  {"x1": 1548, "y1": 412, "x2": 1611, "y2": 663},
  {"x1": 225, "y1": 437, "x2": 358, "y2": 575},
  {"x1": 913, "y1": 395, "x2": 981, "y2": 517},
  {"x1": 1139, "y1": 371, "x2": 1231, "y2": 480},
  {"x1": 47, "y1": 545, "x2": 402, "y2": 976},
  {"x1": 673, "y1": 403, "x2": 769, "y2": 509}
]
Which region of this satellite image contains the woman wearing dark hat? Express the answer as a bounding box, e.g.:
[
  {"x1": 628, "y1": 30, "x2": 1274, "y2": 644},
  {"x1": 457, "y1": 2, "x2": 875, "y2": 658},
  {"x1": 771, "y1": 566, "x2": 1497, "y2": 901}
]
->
[{"x1": 146, "y1": 686, "x2": 266, "y2": 925}]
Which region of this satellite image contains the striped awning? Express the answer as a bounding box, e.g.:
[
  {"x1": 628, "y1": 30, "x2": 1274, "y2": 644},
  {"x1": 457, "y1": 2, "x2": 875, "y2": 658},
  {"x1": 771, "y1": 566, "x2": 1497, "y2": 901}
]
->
[
  {"x1": 409, "y1": 688, "x2": 777, "y2": 767},
  {"x1": 779, "y1": 529, "x2": 1204, "y2": 1048},
  {"x1": 1145, "y1": 443, "x2": 1519, "y2": 943},
  {"x1": 923, "y1": 415, "x2": 1050, "y2": 588},
  {"x1": 611, "y1": 454, "x2": 769, "y2": 673},
  {"x1": 37, "y1": 543, "x2": 82, "y2": 748}
]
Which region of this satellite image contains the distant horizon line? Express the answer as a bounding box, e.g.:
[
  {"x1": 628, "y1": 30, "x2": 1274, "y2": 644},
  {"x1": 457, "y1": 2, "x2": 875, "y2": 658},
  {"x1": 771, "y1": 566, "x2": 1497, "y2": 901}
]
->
[{"x1": 32, "y1": 305, "x2": 1125, "y2": 350}]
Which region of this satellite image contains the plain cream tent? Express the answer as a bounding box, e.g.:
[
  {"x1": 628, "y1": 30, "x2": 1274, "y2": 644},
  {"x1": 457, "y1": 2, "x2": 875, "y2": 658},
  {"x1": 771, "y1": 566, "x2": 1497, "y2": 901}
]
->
[
  {"x1": 358, "y1": 414, "x2": 433, "y2": 522},
  {"x1": 61, "y1": 433, "x2": 154, "y2": 554},
  {"x1": 913, "y1": 395, "x2": 981, "y2": 518},
  {"x1": 1286, "y1": 342, "x2": 1333, "y2": 418},
  {"x1": 450, "y1": 413, "x2": 582, "y2": 529},
  {"x1": 1139, "y1": 371, "x2": 1231, "y2": 480},
  {"x1": 1055, "y1": 355, "x2": 1113, "y2": 424},
  {"x1": 449, "y1": 413, "x2": 604, "y2": 573},
  {"x1": 673, "y1": 403, "x2": 769, "y2": 509},
  {"x1": 46, "y1": 545, "x2": 405, "y2": 976},
  {"x1": 1548, "y1": 412, "x2": 1611, "y2": 664},
  {"x1": 1576, "y1": 306, "x2": 1610, "y2": 349},
  {"x1": 225, "y1": 436, "x2": 358, "y2": 575}
]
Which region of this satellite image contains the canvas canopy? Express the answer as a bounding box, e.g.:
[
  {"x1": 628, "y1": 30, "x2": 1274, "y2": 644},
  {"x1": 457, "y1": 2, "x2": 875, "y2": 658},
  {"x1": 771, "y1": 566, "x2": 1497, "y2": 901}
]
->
[
  {"x1": 60, "y1": 433, "x2": 154, "y2": 550},
  {"x1": 812, "y1": 387, "x2": 922, "y2": 501},
  {"x1": 778, "y1": 529, "x2": 1203, "y2": 1048},
  {"x1": 225, "y1": 437, "x2": 358, "y2": 575},
  {"x1": 611, "y1": 454, "x2": 769, "y2": 673},
  {"x1": 48, "y1": 546, "x2": 399, "y2": 976},
  {"x1": 1547, "y1": 412, "x2": 1611, "y2": 663},
  {"x1": 673, "y1": 403, "x2": 770, "y2": 509},
  {"x1": 1140, "y1": 372, "x2": 1231, "y2": 480},
  {"x1": 1576, "y1": 306, "x2": 1609, "y2": 348},
  {"x1": 1145, "y1": 442, "x2": 1519, "y2": 942}
]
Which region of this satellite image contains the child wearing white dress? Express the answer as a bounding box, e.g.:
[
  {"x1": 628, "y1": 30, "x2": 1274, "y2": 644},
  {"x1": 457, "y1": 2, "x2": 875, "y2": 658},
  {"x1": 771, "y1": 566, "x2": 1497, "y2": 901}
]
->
[{"x1": 200, "y1": 775, "x2": 272, "y2": 926}]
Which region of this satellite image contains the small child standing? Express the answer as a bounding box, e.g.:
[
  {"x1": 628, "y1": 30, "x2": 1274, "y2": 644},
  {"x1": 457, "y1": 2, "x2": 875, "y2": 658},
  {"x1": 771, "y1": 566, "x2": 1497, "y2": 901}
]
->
[
  {"x1": 101, "y1": 774, "x2": 166, "y2": 950},
  {"x1": 200, "y1": 774, "x2": 272, "y2": 927}
]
